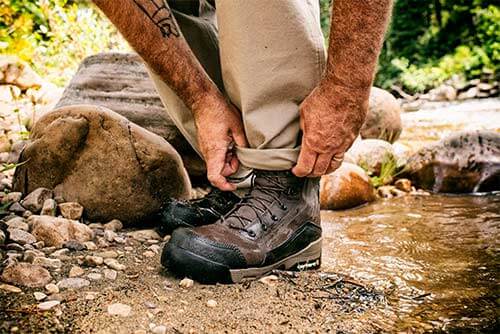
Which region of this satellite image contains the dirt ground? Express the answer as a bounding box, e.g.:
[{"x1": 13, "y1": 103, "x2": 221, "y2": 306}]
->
[{"x1": 0, "y1": 234, "x2": 386, "y2": 334}]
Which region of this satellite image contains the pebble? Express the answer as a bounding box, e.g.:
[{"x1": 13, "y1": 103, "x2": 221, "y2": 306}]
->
[
  {"x1": 206, "y1": 299, "x2": 217, "y2": 308},
  {"x1": 103, "y1": 219, "x2": 123, "y2": 232},
  {"x1": 40, "y1": 198, "x2": 57, "y2": 216},
  {"x1": 84, "y1": 255, "x2": 104, "y2": 267},
  {"x1": 87, "y1": 223, "x2": 104, "y2": 230},
  {"x1": 57, "y1": 277, "x2": 90, "y2": 290},
  {"x1": 107, "y1": 303, "x2": 132, "y2": 317},
  {"x1": 45, "y1": 283, "x2": 59, "y2": 294},
  {"x1": 6, "y1": 192, "x2": 22, "y2": 203},
  {"x1": 104, "y1": 230, "x2": 117, "y2": 242},
  {"x1": 179, "y1": 278, "x2": 194, "y2": 289},
  {"x1": 142, "y1": 250, "x2": 155, "y2": 258},
  {"x1": 0, "y1": 283, "x2": 22, "y2": 293},
  {"x1": 58, "y1": 202, "x2": 84, "y2": 220},
  {"x1": 33, "y1": 256, "x2": 62, "y2": 269},
  {"x1": 22, "y1": 210, "x2": 33, "y2": 218},
  {"x1": 4, "y1": 217, "x2": 28, "y2": 231},
  {"x1": 21, "y1": 188, "x2": 53, "y2": 213},
  {"x1": 258, "y1": 275, "x2": 279, "y2": 286},
  {"x1": 50, "y1": 248, "x2": 70, "y2": 258},
  {"x1": 23, "y1": 249, "x2": 44, "y2": 263},
  {"x1": 126, "y1": 229, "x2": 160, "y2": 241},
  {"x1": 34, "y1": 292, "x2": 47, "y2": 301},
  {"x1": 63, "y1": 240, "x2": 86, "y2": 251},
  {"x1": 144, "y1": 301, "x2": 157, "y2": 309},
  {"x1": 69, "y1": 266, "x2": 85, "y2": 277},
  {"x1": 8, "y1": 228, "x2": 36, "y2": 245},
  {"x1": 6, "y1": 243, "x2": 24, "y2": 251},
  {"x1": 38, "y1": 300, "x2": 60, "y2": 311},
  {"x1": 85, "y1": 292, "x2": 98, "y2": 300},
  {"x1": 83, "y1": 241, "x2": 97, "y2": 251},
  {"x1": 87, "y1": 273, "x2": 102, "y2": 281},
  {"x1": 103, "y1": 269, "x2": 117, "y2": 280},
  {"x1": 395, "y1": 178, "x2": 412, "y2": 192},
  {"x1": 151, "y1": 325, "x2": 167, "y2": 334},
  {"x1": 148, "y1": 245, "x2": 161, "y2": 254},
  {"x1": 95, "y1": 250, "x2": 119, "y2": 258},
  {"x1": 9, "y1": 202, "x2": 26, "y2": 215},
  {"x1": 104, "y1": 258, "x2": 126, "y2": 271}
]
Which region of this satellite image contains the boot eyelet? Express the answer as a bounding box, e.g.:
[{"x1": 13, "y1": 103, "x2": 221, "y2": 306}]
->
[
  {"x1": 262, "y1": 225, "x2": 268, "y2": 231},
  {"x1": 281, "y1": 204, "x2": 288, "y2": 210},
  {"x1": 247, "y1": 230, "x2": 256, "y2": 237},
  {"x1": 271, "y1": 215, "x2": 278, "y2": 221}
]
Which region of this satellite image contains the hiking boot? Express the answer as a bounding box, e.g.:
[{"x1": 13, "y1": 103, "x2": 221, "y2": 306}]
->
[
  {"x1": 161, "y1": 171, "x2": 321, "y2": 283},
  {"x1": 155, "y1": 189, "x2": 240, "y2": 236}
]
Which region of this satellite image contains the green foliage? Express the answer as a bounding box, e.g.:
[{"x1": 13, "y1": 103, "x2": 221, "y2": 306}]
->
[
  {"x1": 0, "y1": 0, "x2": 129, "y2": 86},
  {"x1": 370, "y1": 155, "x2": 399, "y2": 188}
]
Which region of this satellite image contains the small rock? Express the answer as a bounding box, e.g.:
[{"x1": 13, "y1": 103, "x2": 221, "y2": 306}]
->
[
  {"x1": 5, "y1": 217, "x2": 28, "y2": 231},
  {"x1": 0, "y1": 230, "x2": 5, "y2": 245},
  {"x1": 142, "y1": 250, "x2": 155, "y2": 258},
  {"x1": 0, "y1": 283, "x2": 22, "y2": 293},
  {"x1": 8, "y1": 202, "x2": 26, "y2": 215},
  {"x1": 23, "y1": 249, "x2": 44, "y2": 263},
  {"x1": 103, "y1": 269, "x2": 117, "y2": 280},
  {"x1": 377, "y1": 186, "x2": 394, "y2": 198},
  {"x1": 1, "y1": 263, "x2": 52, "y2": 288},
  {"x1": 29, "y1": 215, "x2": 94, "y2": 247},
  {"x1": 34, "y1": 292, "x2": 47, "y2": 301},
  {"x1": 85, "y1": 292, "x2": 98, "y2": 300},
  {"x1": 144, "y1": 301, "x2": 157, "y2": 309},
  {"x1": 21, "y1": 188, "x2": 53, "y2": 213},
  {"x1": 22, "y1": 210, "x2": 33, "y2": 218},
  {"x1": 87, "y1": 273, "x2": 102, "y2": 281},
  {"x1": 6, "y1": 192, "x2": 22, "y2": 203},
  {"x1": 179, "y1": 278, "x2": 194, "y2": 289},
  {"x1": 57, "y1": 277, "x2": 90, "y2": 290},
  {"x1": 83, "y1": 241, "x2": 97, "y2": 251},
  {"x1": 96, "y1": 237, "x2": 110, "y2": 248},
  {"x1": 258, "y1": 275, "x2": 279, "y2": 286},
  {"x1": 104, "y1": 258, "x2": 126, "y2": 271},
  {"x1": 68, "y1": 266, "x2": 85, "y2": 277},
  {"x1": 104, "y1": 219, "x2": 123, "y2": 232},
  {"x1": 151, "y1": 325, "x2": 167, "y2": 334},
  {"x1": 87, "y1": 223, "x2": 104, "y2": 230},
  {"x1": 206, "y1": 299, "x2": 217, "y2": 308},
  {"x1": 58, "y1": 202, "x2": 84, "y2": 220},
  {"x1": 41, "y1": 199, "x2": 57, "y2": 216},
  {"x1": 103, "y1": 230, "x2": 116, "y2": 242},
  {"x1": 38, "y1": 300, "x2": 60, "y2": 311},
  {"x1": 8, "y1": 228, "x2": 36, "y2": 245},
  {"x1": 6, "y1": 243, "x2": 24, "y2": 251},
  {"x1": 395, "y1": 179, "x2": 412, "y2": 192},
  {"x1": 107, "y1": 303, "x2": 132, "y2": 317},
  {"x1": 50, "y1": 248, "x2": 69, "y2": 258},
  {"x1": 33, "y1": 256, "x2": 62, "y2": 269},
  {"x1": 45, "y1": 283, "x2": 59, "y2": 294},
  {"x1": 84, "y1": 255, "x2": 103, "y2": 267},
  {"x1": 95, "y1": 250, "x2": 118, "y2": 258},
  {"x1": 127, "y1": 229, "x2": 160, "y2": 241},
  {"x1": 63, "y1": 240, "x2": 86, "y2": 251}
]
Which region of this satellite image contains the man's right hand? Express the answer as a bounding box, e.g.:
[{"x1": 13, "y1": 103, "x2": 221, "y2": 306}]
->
[{"x1": 193, "y1": 94, "x2": 247, "y2": 191}]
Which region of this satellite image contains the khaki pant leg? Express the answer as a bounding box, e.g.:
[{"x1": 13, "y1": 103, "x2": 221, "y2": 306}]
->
[{"x1": 216, "y1": 0, "x2": 326, "y2": 170}]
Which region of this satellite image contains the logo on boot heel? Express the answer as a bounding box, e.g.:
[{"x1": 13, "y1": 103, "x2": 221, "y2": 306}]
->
[{"x1": 296, "y1": 259, "x2": 320, "y2": 271}]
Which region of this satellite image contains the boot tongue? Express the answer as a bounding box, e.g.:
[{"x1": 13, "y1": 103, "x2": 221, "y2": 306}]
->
[{"x1": 253, "y1": 170, "x2": 299, "y2": 189}]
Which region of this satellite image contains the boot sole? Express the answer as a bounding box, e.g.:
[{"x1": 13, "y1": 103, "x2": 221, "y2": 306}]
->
[{"x1": 163, "y1": 237, "x2": 322, "y2": 284}]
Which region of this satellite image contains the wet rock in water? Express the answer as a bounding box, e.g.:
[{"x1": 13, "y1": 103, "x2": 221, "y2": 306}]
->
[
  {"x1": 54, "y1": 52, "x2": 205, "y2": 179},
  {"x1": 320, "y1": 163, "x2": 376, "y2": 210},
  {"x1": 347, "y1": 138, "x2": 396, "y2": 176},
  {"x1": 8, "y1": 228, "x2": 36, "y2": 245},
  {"x1": 405, "y1": 130, "x2": 500, "y2": 193},
  {"x1": 13, "y1": 105, "x2": 191, "y2": 225},
  {"x1": 107, "y1": 303, "x2": 132, "y2": 317},
  {"x1": 40, "y1": 198, "x2": 57, "y2": 216},
  {"x1": 28, "y1": 215, "x2": 94, "y2": 247},
  {"x1": 1, "y1": 263, "x2": 52, "y2": 288},
  {"x1": 377, "y1": 185, "x2": 407, "y2": 198},
  {"x1": 58, "y1": 202, "x2": 84, "y2": 220},
  {"x1": 38, "y1": 300, "x2": 60, "y2": 311},
  {"x1": 57, "y1": 277, "x2": 90, "y2": 290},
  {"x1": 20, "y1": 188, "x2": 53, "y2": 213},
  {"x1": 5, "y1": 217, "x2": 28, "y2": 231},
  {"x1": 361, "y1": 87, "x2": 402, "y2": 143},
  {"x1": 0, "y1": 56, "x2": 44, "y2": 90},
  {"x1": 394, "y1": 178, "x2": 412, "y2": 193}
]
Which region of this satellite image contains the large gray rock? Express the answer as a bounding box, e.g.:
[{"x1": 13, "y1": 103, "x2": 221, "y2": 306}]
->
[
  {"x1": 361, "y1": 87, "x2": 402, "y2": 143},
  {"x1": 405, "y1": 130, "x2": 500, "y2": 193},
  {"x1": 13, "y1": 105, "x2": 191, "y2": 224},
  {"x1": 54, "y1": 52, "x2": 205, "y2": 179}
]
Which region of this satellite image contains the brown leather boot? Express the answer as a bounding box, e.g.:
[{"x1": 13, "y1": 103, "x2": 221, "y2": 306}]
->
[{"x1": 161, "y1": 171, "x2": 322, "y2": 283}]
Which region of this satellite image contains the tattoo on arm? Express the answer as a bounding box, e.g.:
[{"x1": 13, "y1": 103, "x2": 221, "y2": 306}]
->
[{"x1": 132, "y1": 0, "x2": 180, "y2": 38}]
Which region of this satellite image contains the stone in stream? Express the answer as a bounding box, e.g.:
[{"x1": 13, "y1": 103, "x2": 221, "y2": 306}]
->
[
  {"x1": 405, "y1": 130, "x2": 500, "y2": 193},
  {"x1": 54, "y1": 52, "x2": 205, "y2": 180},
  {"x1": 58, "y1": 202, "x2": 84, "y2": 220},
  {"x1": 347, "y1": 138, "x2": 396, "y2": 176},
  {"x1": 40, "y1": 198, "x2": 57, "y2": 216},
  {"x1": 320, "y1": 162, "x2": 376, "y2": 210},
  {"x1": 361, "y1": 87, "x2": 402, "y2": 143},
  {"x1": 28, "y1": 215, "x2": 94, "y2": 247},
  {"x1": 1, "y1": 263, "x2": 52, "y2": 288},
  {"x1": 20, "y1": 188, "x2": 53, "y2": 213},
  {"x1": 13, "y1": 104, "x2": 191, "y2": 225}
]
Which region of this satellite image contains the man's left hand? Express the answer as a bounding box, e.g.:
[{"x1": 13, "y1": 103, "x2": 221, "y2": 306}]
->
[{"x1": 292, "y1": 82, "x2": 369, "y2": 177}]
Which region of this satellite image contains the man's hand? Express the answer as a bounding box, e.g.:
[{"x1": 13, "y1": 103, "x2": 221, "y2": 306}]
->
[
  {"x1": 292, "y1": 83, "x2": 368, "y2": 177},
  {"x1": 194, "y1": 94, "x2": 247, "y2": 191}
]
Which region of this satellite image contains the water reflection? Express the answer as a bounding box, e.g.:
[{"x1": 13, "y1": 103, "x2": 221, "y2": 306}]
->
[{"x1": 321, "y1": 194, "x2": 499, "y2": 332}]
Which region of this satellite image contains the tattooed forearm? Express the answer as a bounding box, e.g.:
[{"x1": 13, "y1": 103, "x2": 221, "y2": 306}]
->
[{"x1": 132, "y1": 0, "x2": 180, "y2": 38}]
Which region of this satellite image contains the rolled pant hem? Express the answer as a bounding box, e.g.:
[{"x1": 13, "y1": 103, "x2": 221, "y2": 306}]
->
[{"x1": 235, "y1": 147, "x2": 300, "y2": 171}]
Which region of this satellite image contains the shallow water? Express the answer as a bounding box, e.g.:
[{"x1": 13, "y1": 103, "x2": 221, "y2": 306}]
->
[{"x1": 321, "y1": 194, "x2": 499, "y2": 332}]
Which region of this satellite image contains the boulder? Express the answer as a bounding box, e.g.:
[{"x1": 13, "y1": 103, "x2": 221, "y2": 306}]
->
[
  {"x1": 347, "y1": 138, "x2": 396, "y2": 176},
  {"x1": 54, "y1": 52, "x2": 205, "y2": 179},
  {"x1": 404, "y1": 130, "x2": 500, "y2": 193},
  {"x1": 1, "y1": 263, "x2": 52, "y2": 288},
  {"x1": 320, "y1": 162, "x2": 376, "y2": 210},
  {"x1": 13, "y1": 105, "x2": 191, "y2": 224},
  {"x1": 361, "y1": 87, "x2": 402, "y2": 143},
  {"x1": 29, "y1": 215, "x2": 94, "y2": 247}
]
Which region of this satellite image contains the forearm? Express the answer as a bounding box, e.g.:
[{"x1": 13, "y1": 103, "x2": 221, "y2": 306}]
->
[
  {"x1": 92, "y1": 0, "x2": 221, "y2": 117},
  {"x1": 324, "y1": 0, "x2": 393, "y2": 91}
]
